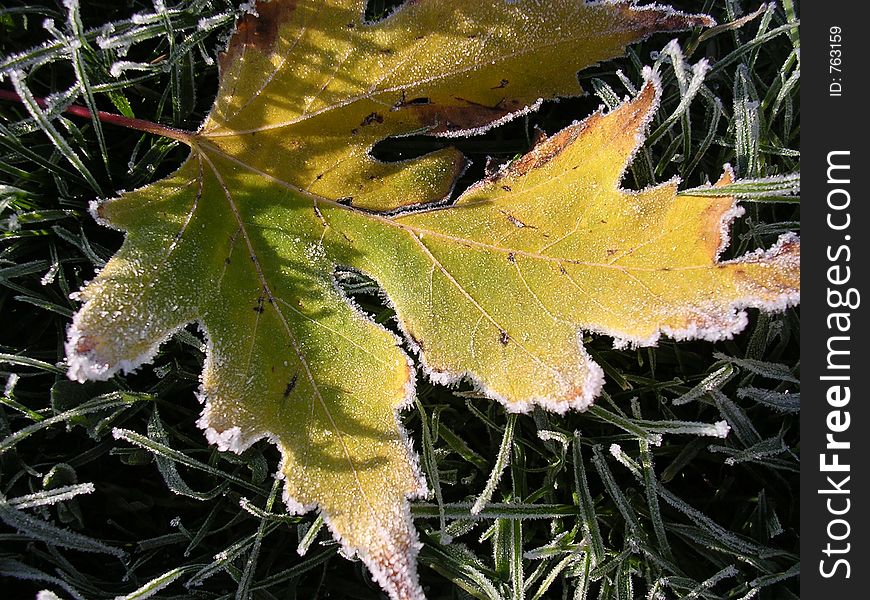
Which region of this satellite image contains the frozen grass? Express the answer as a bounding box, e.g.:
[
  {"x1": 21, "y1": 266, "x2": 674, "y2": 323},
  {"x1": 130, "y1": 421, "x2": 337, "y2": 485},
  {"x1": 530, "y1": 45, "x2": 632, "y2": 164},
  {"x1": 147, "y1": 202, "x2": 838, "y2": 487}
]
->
[{"x1": 0, "y1": 1, "x2": 799, "y2": 598}]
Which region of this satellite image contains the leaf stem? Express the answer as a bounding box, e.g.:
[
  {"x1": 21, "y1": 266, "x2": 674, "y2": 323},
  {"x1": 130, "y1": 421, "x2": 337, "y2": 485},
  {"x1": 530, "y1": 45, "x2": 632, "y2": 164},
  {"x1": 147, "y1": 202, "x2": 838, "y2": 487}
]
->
[{"x1": 0, "y1": 88, "x2": 195, "y2": 144}]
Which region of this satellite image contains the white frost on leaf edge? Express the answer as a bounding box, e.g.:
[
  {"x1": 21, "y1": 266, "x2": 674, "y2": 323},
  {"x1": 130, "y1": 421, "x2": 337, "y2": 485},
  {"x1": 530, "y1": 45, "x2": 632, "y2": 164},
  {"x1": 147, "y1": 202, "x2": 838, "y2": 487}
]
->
[
  {"x1": 318, "y1": 500, "x2": 426, "y2": 600},
  {"x1": 65, "y1": 320, "x2": 189, "y2": 383},
  {"x1": 374, "y1": 70, "x2": 669, "y2": 417},
  {"x1": 595, "y1": 231, "x2": 800, "y2": 351},
  {"x1": 384, "y1": 277, "x2": 606, "y2": 416},
  {"x1": 193, "y1": 302, "x2": 429, "y2": 600},
  {"x1": 434, "y1": 98, "x2": 545, "y2": 139}
]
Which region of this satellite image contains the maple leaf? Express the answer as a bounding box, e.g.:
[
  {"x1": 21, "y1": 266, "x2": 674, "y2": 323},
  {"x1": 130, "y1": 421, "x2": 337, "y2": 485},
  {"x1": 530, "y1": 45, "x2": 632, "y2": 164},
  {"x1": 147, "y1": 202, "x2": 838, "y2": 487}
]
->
[{"x1": 61, "y1": 1, "x2": 800, "y2": 599}]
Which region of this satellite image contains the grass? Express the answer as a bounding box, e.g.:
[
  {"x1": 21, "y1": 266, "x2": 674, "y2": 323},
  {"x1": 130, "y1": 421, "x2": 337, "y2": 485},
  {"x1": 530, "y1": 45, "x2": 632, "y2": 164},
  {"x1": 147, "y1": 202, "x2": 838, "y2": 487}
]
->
[{"x1": 0, "y1": 1, "x2": 799, "y2": 599}]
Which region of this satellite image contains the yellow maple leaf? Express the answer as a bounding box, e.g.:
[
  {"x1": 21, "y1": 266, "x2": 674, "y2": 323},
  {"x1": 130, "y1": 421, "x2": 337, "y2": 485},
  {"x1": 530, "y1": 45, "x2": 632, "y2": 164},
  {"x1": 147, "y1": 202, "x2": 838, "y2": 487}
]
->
[{"x1": 61, "y1": 2, "x2": 798, "y2": 599}]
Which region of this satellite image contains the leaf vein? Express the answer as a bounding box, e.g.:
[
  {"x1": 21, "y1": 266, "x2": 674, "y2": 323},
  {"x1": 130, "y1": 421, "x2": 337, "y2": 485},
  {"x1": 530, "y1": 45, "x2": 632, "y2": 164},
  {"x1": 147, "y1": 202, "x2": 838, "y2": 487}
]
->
[{"x1": 200, "y1": 150, "x2": 381, "y2": 524}]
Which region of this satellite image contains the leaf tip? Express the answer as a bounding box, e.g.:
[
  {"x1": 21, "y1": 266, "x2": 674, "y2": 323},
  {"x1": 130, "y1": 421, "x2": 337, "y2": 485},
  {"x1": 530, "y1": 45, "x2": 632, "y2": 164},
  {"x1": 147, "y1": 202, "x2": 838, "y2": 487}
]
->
[
  {"x1": 620, "y1": 2, "x2": 716, "y2": 33},
  {"x1": 499, "y1": 342, "x2": 605, "y2": 416},
  {"x1": 634, "y1": 64, "x2": 664, "y2": 126},
  {"x1": 194, "y1": 384, "x2": 265, "y2": 456},
  {"x1": 65, "y1": 326, "x2": 106, "y2": 383},
  {"x1": 716, "y1": 163, "x2": 736, "y2": 187},
  {"x1": 318, "y1": 502, "x2": 425, "y2": 600},
  {"x1": 64, "y1": 319, "x2": 159, "y2": 383},
  {"x1": 730, "y1": 232, "x2": 801, "y2": 309}
]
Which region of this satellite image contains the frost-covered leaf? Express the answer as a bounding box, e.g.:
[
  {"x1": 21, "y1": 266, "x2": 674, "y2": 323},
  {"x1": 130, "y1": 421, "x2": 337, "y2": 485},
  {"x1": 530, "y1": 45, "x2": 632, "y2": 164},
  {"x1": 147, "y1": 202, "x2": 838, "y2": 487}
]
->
[{"x1": 62, "y1": 2, "x2": 800, "y2": 599}]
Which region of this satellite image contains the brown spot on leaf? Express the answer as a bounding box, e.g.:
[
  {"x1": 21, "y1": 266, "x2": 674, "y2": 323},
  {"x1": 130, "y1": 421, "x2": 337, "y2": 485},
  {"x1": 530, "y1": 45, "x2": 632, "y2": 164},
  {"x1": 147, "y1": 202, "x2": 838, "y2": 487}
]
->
[
  {"x1": 699, "y1": 197, "x2": 735, "y2": 257},
  {"x1": 75, "y1": 335, "x2": 96, "y2": 354},
  {"x1": 219, "y1": 0, "x2": 296, "y2": 70},
  {"x1": 405, "y1": 327, "x2": 425, "y2": 353},
  {"x1": 499, "y1": 330, "x2": 510, "y2": 345},
  {"x1": 392, "y1": 92, "x2": 432, "y2": 111},
  {"x1": 409, "y1": 97, "x2": 523, "y2": 134},
  {"x1": 500, "y1": 210, "x2": 534, "y2": 229},
  {"x1": 501, "y1": 124, "x2": 584, "y2": 178},
  {"x1": 283, "y1": 373, "x2": 298, "y2": 398},
  {"x1": 361, "y1": 112, "x2": 384, "y2": 127}
]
